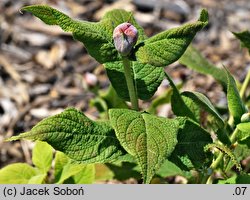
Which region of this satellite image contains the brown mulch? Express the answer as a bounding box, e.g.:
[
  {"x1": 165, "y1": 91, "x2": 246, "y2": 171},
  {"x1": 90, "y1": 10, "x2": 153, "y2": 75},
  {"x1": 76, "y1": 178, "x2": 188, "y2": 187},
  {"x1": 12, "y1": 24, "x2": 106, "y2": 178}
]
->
[{"x1": 0, "y1": 0, "x2": 250, "y2": 172}]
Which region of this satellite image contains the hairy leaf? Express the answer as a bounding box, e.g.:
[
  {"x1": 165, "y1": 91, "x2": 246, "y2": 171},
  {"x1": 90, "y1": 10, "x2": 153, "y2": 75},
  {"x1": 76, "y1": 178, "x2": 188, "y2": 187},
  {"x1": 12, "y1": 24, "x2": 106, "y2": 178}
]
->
[
  {"x1": 22, "y1": 6, "x2": 207, "y2": 101},
  {"x1": 233, "y1": 30, "x2": 250, "y2": 54},
  {"x1": 181, "y1": 91, "x2": 224, "y2": 128},
  {"x1": 165, "y1": 73, "x2": 200, "y2": 122},
  {"x1": 179, "y1": 45, "x2": 227, "y2": 87},
  {"x1": 135, "y1": 9, "x2": 208, "y2": 67},
  {"x1": 109, "y1": 109, "x2": 179, "y2": 183},
  {"x1": 21, "y1": 5, "x2": 115, "y2": 63},
  {"x1": 22, "y1": 5, "x2": 165, "y2": 101},
  {"x1": 7, "y1": 108, "x2": 126, "y2": 163},
  {"x1": 169, "y1": 117, "x2": 212, "y2": 170},
  {"x1": 0, "y1": 163, "x2": 38, "y2": 184},
  {"x1": 32, "y1": 141, "x2": 53, "y2": 174},
  {"x1": 226, "y1": 69, "x2": 246, "y2": 124}
]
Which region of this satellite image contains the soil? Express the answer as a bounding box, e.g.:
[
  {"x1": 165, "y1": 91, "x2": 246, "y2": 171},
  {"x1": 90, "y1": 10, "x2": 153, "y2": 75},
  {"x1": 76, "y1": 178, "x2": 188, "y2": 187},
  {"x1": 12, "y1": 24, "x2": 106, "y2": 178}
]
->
[{"x1": 0, "y1": 0, "x2": 249, "y2": 178}]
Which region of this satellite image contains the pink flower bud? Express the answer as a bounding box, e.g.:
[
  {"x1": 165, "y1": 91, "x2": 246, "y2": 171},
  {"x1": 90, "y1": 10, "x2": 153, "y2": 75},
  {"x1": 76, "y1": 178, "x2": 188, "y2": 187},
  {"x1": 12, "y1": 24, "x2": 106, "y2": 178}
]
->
[{"x1": 113, "y1": 22, "x2": 138, "y2": 56}]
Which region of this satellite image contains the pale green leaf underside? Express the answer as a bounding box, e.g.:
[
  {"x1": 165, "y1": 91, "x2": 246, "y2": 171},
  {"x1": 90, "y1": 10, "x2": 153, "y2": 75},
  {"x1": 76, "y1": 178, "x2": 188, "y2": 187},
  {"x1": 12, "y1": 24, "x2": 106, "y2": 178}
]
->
[
  {"x1": 57, "y1": 161, "x2": 94, "y2": 184},
  {"x1": 8, "y1": 108, "x2": 126, "y2": 163},
  {"x1": 0, "y1": 163, "x2": 38, "y2": 184},
  {"x1": 135, "y1": 9, "x2": 208, "y2": 67},
  {"x1": 54, "y1": 151, "x2": 70, "y2": 182},
  {"x1": 109, "y1": 109, "x2": 179, "y2": 183},
  {"x1": 32, "y1": 141, "x2": 53, "y2": 174},
  {"x1": 179, "y1": 45, "x2": 227, "y2": 87},
  {"x1": 72, "y1": 164, "x2": 95, "y2": 184},
  {"x1": 28, "y1": 174, "x2": 47, "y2": 184},
  {"x1": 226, "y1": 69, "x2": 246, "y2": 124},
  {"x1": 55, "y1": 151, "x2": 95, "y2": 184}
]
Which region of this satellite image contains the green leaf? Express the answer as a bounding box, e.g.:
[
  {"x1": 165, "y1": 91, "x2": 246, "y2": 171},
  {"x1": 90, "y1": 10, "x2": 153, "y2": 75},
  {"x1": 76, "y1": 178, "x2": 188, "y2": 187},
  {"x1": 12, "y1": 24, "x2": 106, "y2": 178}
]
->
[
  {"x1": 21, "y1": 6, "x2": 146, "y2": 64},
  {"x1": 226, "y1": 68, "x2": 246, "y2": 125},
  {"x1": 32, "y1": 141, "x2": 53, "y2": 173},
  {"x1": 21, "y1": 5, "x2": 116, "y2": 63},
  {"x1": 0, "y1": 163, "x2": 38, "y2": 184},
  {"x1": 90, "y1": 86, "x2": 128, "y2": 118},
  {"x1": 165, "y1": 73, "x2": 200, "y2": 122},
  {"x1": 28, "y1": 174, "x2": 47, "y2": 184},
  {"x1": 54, "y1": 151, "x2": 95, "y2": 184},
  {"x1": 105, "y1": 61, "x2": 164, "y2": 100},
  {"x1": 236, "y1": 123, "x2": 250, "y2": 143},
  {"x1": 237, "y1": 122, "x2": 250, "y2": 134},
  {"x1": 105, "y1": 162, "x2": 141, "y2": 181},
  {"x1": 135, "y1": 9, "x2": 208, "y2": 67},
  {"x1": 181, "y1": 91, "x2": 224, "y2": 128},
  {"x1": 22, "y1": 5, "x2": 163, "y2": 101},
  {"x1": 233, "y1": 30, "x2": 250, "y2": 54},
  {"x1": 72, "y1": 164, "x2": 95, "y2": 184},
  {"x1": 236, "y1": 174, "x2": 250, "y2": 184},
  {"x1": 101, "y1": 86, "x2": 128, "y2": 109},
  {"x1": 7, "y1": 108, "x2": 126, "y2": 163},
  {"x1": 109, "y1": 109, "x2": 179, "y2": 184},
  {"x1": 179, "y1": 45, "x2": 227, "y2": 87},
  {"x1": 147, "y1": 86, "x2": 174, "y2": 114},
  {"x1": 169, "y1": 117, "x2": 212, "y2": 170},
  {"x1": 54, "y1": 151, "x2": 69, "y2": 182},
  {"x1": 57, "y1": 162, "x2": 94, "y2": 184},
  {"x1": 95, "y1": 164, "x2": 115, "y2": 181},
  {"x1": 156, "y1": 160, "x2": 184, "y2": 177},
  {"x1": 205, "y1": 143, "x2": 242, "y2": 171},
  {"x1": 218, "y1": 174, "x2": 250, "y2": 184}
]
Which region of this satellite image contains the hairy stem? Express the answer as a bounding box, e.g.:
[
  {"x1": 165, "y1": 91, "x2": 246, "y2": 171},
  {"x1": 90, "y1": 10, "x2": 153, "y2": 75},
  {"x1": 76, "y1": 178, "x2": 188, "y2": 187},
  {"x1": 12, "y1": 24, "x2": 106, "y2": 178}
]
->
[
  {"x1": 122, "y1": 57, "x2": 139, "y2": 110},
  {"x1": 240, "y1": 69, "x2": 250, "y2": 98},
  {"x1": 205, "y1": 128, "x2": 240, "y2": 184}
]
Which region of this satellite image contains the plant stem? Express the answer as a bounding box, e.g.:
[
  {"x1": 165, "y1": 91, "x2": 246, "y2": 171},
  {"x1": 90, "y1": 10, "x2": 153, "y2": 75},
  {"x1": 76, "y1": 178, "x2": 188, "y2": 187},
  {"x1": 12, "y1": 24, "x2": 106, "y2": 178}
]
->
[
  {"x1": 240, "y1": 69, "x2": 250, "y2": 98},
  {"x1": 205, "y1": 127, "x2": 240, "y2": 184},
  {"x1": 122, "y1": 57, "x2": 139, "y2": 110},
  {"x1": 229, "y1": 127, "x2": 240, "y2": 144},
  {"x1": 207, "y1": 72, "x2": 250, "y2": 183}
]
